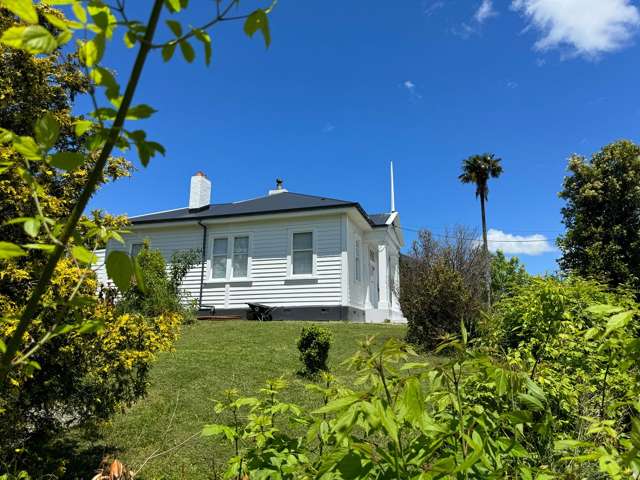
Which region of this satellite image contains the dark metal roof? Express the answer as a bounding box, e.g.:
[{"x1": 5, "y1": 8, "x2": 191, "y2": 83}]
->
[{"x1": 130, "y1": 191, "x2": 390, "y2": 227}]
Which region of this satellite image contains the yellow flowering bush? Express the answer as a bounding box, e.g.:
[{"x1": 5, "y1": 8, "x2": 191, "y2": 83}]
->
[{"x1": 0, "y1": 258, "x2": 183, "y2": 470}]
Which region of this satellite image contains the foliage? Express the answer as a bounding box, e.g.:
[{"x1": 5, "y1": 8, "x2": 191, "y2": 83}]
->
[
  {"x1": 400, "y1": 227, "x2": 487, "y2": 350},
  {"x1": 558, "y1": 140, "x2": 640, "y2": 291},
  {"x1": 491, "y1": 250, "x2": 530, "y2": 302},
  {"x1": 297, "y1": 325, "x2": 333, "y2": 377},
  {"x1": 0, "y1": 0, "x2": 277, "y2": 380},
  {"x1": 116, "y1": 244, "x2": 198, "y2": 322},
  {"x1": 0, "y1": 259, "x2": 182, "y2": 474},
  {"x1": 202, "y1": 297, "x2": 640, "y2": 479}
]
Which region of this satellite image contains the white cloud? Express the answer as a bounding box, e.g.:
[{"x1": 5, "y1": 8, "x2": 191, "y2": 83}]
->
[
  {"x1": 475, "y1": 0, "x2": 496, "y2": 23},
  {"x1": 402, "y1": 80, "x2": 423, "y2": 100},
  {"x1": 506, "y1": 80, "x2": 519, "y2": 89},
  {"x1": 485, "y1": 229, "x2": 555, "y2": 255},
  {"x1": 424, "y1": 0, "x2": 445, "y2": 16},
  {"x1": 322, "y1": 122, "x2": 335, "y2": 133},
  {"x1": 511, "y1": 0, "x2": 640, "y2": 57}
]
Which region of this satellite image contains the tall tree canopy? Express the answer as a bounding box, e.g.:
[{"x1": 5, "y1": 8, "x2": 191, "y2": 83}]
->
[{"x1": 558, "y1": 140, "x2": 640, "y2": 291}]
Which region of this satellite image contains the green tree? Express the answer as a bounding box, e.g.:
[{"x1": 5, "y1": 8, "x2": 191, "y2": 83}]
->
[
  {"x1": 0, "y1": 0, "x2": 276, "y2": 381},
  {"x1": 459, "y1": 153, "x2": 503, "y2": 304},
  {"x1": 558, "y1": 140, "x2": 640, "y2": 291},
  {"x1": 491, "y1": 250, "x2": 530, "y2": 302}
]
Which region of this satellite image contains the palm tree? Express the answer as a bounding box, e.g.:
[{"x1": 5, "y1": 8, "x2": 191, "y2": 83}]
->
[{"x1": 459, "y1": 153, "x2": 503, "y2": 305}]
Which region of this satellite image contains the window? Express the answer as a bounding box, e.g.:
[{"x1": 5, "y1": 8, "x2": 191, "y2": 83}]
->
[
  {"x1": 232, "y1": 236, "x2": 249, "y2": 278},
  {"x1": 131, "y1": 243, "x2": 144, "y2": 257},
  {"x1": 211, "y1": 238, "x2": 228, "y2": 279},
  {"x1": 292, "y1": 232, "x2": 313, "y2": 275},
  {"x1": 354, "y1": 239, "x2": 361, "y2": 281}
]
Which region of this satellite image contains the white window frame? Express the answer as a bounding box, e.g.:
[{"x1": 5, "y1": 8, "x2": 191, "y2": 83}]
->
[
  {"x1": 288, "y1": 229, "x2": 316, "y2": 278},
  {"x1": 207, "y1": 233, "x2": 252, "y2": 282},
  {"x1": 210, "y1": 236, "x2": 230, "y2": 281},
  {"x1": 230, "y1": 234, "x2": 251, "y2": 280},
  {"x1": 130, "y1": 242, "x2": 144, "y2": 257},
  {"x1": 354, "y1": 238, "x2": 361, "y2": 282}
]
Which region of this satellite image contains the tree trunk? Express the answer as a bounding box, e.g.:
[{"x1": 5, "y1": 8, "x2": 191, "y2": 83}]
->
[{"x1": 480, "y1": 193, "x2": 492, "y2": 307}]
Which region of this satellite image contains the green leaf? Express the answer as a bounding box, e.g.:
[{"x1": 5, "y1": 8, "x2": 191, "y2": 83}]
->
[
  {"x1": 161, "y1": 42, "x2": 176, "y2": 62},
  {"x1": 74, "y1": 120, "x2": 93, "y2": 137},
  {"x1": 23, "y1": 218, "x2": 40, "y2": 238},
  {"x1": 24, "y1": 243, "x2": 55, "y2": 253},
  {"x1": 164, "y1": 0, "x2": 182, "y2": 12},
  {"x1": 587, "y1": 304, "x2": 624, "y2": 315},
  {"x1": 2, "y1": 0, "x2": 38, "y2": 24},
  {"x1": 518, "y1": 393, "x2": 544, "y2": 410},
  {"x1": 72, "y1": 1, "x2": 87, "y2": 23},
  {"x1": 90, "y1": 67, "x2": 120, "y2": 98},
  {"x1": 1, "y1": 25, "x2": 57, "y2": 54},
  {"x1": 0, "y1": 241, "x2": 27, "y2": 259},
  {"x1": 126, "y1": 104, "x2": 157, "y2": 120},
  {"x1": 133, "y1": 255, "x2": 146, "y2": 294},
  {"x1": 179, "y1": 39, "x2": 194, "y2": 63},
  {"x1": 554, "y1": 439, "x2": 591, "y2": 450},
  {"x1": 243, "y1": 9, "x2": 270, "y2": 48},
  {"x1": 79, "y1": 35, "x2": 105, "y2": 67},
  {"x1": 605, "y1": 310, "x2": 633, "y2": 336},
  {"x1": 0, "y1": 128, "x2": 14, "y2": 144},
  {"x1": 13, "y1": 136, "x2": 42, "y2": 160},
  {"x1": 71, "y1": 245, "x2": 97, "y2": 264},
  {"x1": 166, "y1": 19, "x2": 182, "y2": 37},
  {"x1": 106, "y1": 250, "x2": 133, "y2": 291},
  {"x1": 313, "y1": 394, "x2": 361, "y2": 414},
  {"x1": 193, "y1": 29, "x2": 212, "y2": 66},
  {"x1": 34, "y1": 113, "x2": 60, "y2": 150},
  {"x1": 49, "y1": 151, "x2": 85, "y2": 171}
]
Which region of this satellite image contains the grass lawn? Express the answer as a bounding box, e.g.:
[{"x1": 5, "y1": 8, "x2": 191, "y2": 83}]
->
[{"x1": 93, "y1": 320, "x2": 408, "y2": 479}]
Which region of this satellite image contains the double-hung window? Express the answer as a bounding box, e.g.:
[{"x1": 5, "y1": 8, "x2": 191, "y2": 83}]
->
[
  {"x1": 292, "y1": 232, "x2": 313, "y2": 275},
  {"x1": 232, "y1": 236, "x2": 249, "y2": 278},
  {"x1": 211, "y1": 238, "x2": 228, "y2": 279},
  {"x1": 210, "y1": 235, "x2": 250, "y2": 281}
]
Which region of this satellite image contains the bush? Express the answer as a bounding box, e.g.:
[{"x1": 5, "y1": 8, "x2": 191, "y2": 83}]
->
[
  {"x1": 400, "y1": 227, "x2": 487, "y2": 350},
  {"x1": 297, "y1": 325, "x2": 333, "y2": 376},
  {"x1": 204, "y1": 303, "x2": 640, "y2": 479},
  {"x1": 117, "y1": 244, "x2": 199, "y2": 322},
  {"x1": 0, "y1": 259, "x2": 182, "y2": 473}
]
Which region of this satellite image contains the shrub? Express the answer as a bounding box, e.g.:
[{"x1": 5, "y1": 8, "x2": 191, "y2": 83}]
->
[
  {"x1": 204, "y1": 306, "x2": 640, "y2": 479},
  {"x1": 297, "y1": 325, "x2": 333, "y2": 376},
  {"x1": 117, "y1": 244, "x2": 198, "y2": 322},
  {"x1": 0, "y1": 259, "x2": 182, "y2": 473},
  {"x1": 400, "y1": 227, "x2": 487, "y2": 350}
]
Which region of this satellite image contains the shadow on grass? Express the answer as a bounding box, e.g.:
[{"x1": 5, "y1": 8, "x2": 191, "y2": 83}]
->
[{"x1": 14, "y1": 427, "x2": 120, "y2": 480}]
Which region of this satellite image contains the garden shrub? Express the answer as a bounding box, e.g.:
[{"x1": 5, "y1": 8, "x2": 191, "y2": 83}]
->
[
  {"x1": 297, "y1": 325, "x2": 333, "y2": 376},
  {"x1": 400, "y1": 227, "x2": 487, "y2": 350},
  {"x1": 203, "y1": 307, "x2": 640, "y2": 479},
  {"x1": 116, "y1": 244, "x2": 199, "y2": 322},
  {"x1": 0, "y1": 259, "x2": 182, "y2": 474}
]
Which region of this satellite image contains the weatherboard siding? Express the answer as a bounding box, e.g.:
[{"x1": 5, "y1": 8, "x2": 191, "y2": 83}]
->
[{"x1": 108, "y1": 214, "x2": 344, "y2": 309}]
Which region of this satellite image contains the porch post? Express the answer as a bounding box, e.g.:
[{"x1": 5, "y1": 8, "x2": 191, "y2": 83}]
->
[{"x1": 377, "y1": 243, "x2": 390, "y2": 310}]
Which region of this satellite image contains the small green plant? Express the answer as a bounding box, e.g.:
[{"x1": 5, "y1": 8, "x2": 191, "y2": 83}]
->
[{"x1": 296, "y1": 325, "x2": 333, "y2": 376}]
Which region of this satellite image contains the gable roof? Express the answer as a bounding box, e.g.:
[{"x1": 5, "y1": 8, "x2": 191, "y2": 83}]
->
[{"x1": 130, "y1": 191, "x2": 391, "y2": 227}]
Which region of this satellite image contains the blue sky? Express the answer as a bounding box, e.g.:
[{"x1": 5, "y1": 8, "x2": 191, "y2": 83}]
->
[{"x1": 86, "y1": 0, "x2": 640, "y2": 274}]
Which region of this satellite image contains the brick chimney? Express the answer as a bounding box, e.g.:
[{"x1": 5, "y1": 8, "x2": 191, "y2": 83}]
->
[{"x1": 189, "y1": 172, "x2": 211, "y2": 210}]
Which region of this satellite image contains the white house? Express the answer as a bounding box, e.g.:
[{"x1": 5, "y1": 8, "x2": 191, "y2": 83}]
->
[{"x1": 101, "y1": 171, "x2": 406, "y2": 323}]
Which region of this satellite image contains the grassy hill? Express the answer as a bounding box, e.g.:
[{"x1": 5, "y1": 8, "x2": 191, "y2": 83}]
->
[{"x1": 94, "y1": 321, "x2": 408, "y2": 479}]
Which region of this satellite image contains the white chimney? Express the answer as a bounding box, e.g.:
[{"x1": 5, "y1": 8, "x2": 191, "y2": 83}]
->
[{"x1": 189, "y1": 172, "x2": 211, "y2": 210}]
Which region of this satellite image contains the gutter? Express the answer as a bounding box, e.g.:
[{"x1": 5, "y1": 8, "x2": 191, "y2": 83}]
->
[{"x1": 197, "y1": 220, "x2": 207, "y2": 308}]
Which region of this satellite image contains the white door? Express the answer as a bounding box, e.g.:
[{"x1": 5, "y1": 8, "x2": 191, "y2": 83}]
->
[{"x1": 368, "y1": 249, "x2": 379, "y2": 307}]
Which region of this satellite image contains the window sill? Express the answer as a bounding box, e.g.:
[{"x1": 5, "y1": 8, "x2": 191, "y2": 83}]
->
[
  {"x1": 205, "y1": 279, "x2": 253, "y2": 286},
  {"x1": 284, "y1": 276, "x2": 318, "y2": 285}
]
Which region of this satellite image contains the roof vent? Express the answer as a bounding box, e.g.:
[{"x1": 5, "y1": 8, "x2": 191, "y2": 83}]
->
[{"x1": 268, "y1": 178, "x2": 288, "y2": 196}]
